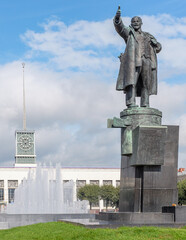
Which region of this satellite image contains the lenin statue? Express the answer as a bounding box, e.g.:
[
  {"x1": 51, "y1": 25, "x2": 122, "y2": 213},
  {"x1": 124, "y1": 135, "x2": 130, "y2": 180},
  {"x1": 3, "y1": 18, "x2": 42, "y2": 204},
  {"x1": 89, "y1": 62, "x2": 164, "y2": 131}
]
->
[{"x1": 114, "y1": 7, "x2": 162, "y2": 108}]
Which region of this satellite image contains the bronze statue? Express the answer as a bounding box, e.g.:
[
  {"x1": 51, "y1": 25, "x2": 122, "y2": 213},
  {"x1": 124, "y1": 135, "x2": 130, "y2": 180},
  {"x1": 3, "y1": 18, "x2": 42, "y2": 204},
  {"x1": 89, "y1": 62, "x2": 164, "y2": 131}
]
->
[{"x1": 114, "y1": 6, "x2": 162, "y2": 108}]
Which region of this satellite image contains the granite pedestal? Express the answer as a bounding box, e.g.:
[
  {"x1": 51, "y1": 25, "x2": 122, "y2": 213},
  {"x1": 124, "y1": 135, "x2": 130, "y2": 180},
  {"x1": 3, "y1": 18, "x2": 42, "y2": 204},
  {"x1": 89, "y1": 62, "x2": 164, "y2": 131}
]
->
[
  {"x1": 119, "y1": 108, "x2": 178, "y2": 213},
  {"x1": 97, "y1": 107, "x2": 181, "y2": 224}
]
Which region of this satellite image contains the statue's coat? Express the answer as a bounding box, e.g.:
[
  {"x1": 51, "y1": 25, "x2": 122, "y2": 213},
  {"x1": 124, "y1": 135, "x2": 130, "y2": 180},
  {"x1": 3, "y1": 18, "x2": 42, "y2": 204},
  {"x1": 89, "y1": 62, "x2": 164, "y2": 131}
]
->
[{"x1": 114, "y1": 18, "x2": 161, "y2": 96}]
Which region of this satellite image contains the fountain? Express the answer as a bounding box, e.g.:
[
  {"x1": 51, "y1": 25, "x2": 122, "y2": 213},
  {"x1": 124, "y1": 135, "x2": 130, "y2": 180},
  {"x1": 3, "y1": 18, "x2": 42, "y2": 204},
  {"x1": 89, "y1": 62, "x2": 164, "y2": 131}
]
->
[{"x1": 7, "y1": 164, "x2": 88, "y2": 214}]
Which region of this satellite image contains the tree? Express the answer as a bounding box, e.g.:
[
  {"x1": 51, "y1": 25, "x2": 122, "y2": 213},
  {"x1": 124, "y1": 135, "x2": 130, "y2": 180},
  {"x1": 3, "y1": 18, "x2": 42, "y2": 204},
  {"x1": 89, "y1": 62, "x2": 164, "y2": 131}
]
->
[
  {"x1": 77, "y1": 184, "x2": 100, "y2": 210},
  {"x1": 178, "y1": 179, "x2": 186, "y2": 205},
  {"x1": 111, "y1": 186, "x2": 120, "y2": 209},
  {"x1": 100, "y1": 185, "x2": 118, "y2": 210}
]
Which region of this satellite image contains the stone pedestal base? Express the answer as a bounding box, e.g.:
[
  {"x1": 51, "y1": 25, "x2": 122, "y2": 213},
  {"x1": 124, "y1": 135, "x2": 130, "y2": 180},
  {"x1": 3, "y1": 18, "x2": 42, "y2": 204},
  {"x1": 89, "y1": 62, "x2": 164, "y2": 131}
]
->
[
  {"x1": 108, "y1": 107, "x2": 179, "y2": 216},
  {"x1": 119, "y1": 125, "x2": 179, "y2": 212},
  {"x1": 117, "y1": 107, "x2": 179, "y2": 213},
  {"x1": 96, "y1": 212, "x2": 174, "y2": 224}
]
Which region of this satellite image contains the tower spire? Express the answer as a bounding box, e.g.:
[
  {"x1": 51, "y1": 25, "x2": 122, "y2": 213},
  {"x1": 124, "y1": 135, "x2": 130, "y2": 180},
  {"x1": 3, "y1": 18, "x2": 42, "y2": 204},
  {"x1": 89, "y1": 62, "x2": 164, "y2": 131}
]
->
[
  {"x1": 15, "y1": 63, "x2": 36, "y2": 166},
  {"x1": 22, "y1": 62, "x2": 26, "y2": 130}
]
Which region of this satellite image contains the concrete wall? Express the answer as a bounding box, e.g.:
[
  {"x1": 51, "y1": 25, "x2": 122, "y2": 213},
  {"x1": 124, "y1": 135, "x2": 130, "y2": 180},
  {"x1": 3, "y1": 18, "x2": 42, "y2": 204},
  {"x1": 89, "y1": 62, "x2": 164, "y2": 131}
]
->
[{"x1": 0, "y1": 213, "x2": 95, "y2": 229}]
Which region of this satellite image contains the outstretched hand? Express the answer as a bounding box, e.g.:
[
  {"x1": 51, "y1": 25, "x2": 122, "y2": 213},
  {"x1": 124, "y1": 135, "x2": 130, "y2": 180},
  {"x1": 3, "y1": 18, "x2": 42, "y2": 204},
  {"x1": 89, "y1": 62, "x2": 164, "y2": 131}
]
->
[{"x1": 115, "y1": 6, "x2": 121, "y2": 21}]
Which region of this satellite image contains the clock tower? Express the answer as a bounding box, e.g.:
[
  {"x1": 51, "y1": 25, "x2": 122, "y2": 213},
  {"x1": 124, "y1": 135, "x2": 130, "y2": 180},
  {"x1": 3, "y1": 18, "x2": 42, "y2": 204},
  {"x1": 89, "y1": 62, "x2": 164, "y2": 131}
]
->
[
  {"x1": 15, "y1": 130, "x2": 36, "y2": 165},
  {"x1": 15, "y1": 63, "x2": 37, "y2": 167}
]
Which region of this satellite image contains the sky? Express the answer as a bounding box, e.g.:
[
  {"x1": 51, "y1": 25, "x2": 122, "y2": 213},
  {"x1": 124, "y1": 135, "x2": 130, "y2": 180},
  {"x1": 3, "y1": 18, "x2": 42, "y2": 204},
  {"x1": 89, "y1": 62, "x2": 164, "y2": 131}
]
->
[{"x1": 0, "y1": 0, "x2": 186, "y2": 168}]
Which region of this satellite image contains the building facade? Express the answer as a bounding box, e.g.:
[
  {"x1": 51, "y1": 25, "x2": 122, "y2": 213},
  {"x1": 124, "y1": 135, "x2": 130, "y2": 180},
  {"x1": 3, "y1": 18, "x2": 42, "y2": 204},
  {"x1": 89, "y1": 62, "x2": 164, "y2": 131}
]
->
[{"x1": 0, "y1": 166, "x2": 120, "y2": 211}]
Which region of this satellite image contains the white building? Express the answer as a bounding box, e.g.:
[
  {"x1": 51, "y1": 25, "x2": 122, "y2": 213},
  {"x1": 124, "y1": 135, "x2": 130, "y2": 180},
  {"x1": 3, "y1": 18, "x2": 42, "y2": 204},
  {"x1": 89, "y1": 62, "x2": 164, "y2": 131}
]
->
[{"x1": 0, "y1": 166, "x2": 120, "y2": 211}]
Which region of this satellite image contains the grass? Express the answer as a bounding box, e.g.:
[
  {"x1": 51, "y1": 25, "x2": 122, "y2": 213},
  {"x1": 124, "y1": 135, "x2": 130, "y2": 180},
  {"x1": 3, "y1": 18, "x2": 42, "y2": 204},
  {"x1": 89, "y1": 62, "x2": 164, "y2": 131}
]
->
[{"x1": 0, "y1": 222, "x2": 185, "y2": 240}]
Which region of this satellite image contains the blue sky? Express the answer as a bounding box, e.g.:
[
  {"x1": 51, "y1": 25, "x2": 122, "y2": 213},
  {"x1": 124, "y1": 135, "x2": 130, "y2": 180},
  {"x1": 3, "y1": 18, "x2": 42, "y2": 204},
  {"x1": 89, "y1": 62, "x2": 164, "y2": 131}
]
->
[
  {"x1": 0, "y1": 0, "x2": 186, "y2": 63},
  {"x1": 0, "y1": 1, "x2": 186, "y2": 169}
]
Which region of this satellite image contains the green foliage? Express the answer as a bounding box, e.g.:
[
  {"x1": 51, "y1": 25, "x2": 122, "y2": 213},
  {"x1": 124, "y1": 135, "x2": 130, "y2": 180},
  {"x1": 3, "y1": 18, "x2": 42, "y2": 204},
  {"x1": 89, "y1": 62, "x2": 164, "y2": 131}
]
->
[
  {"x1": 178, "y1": 179, "x2": 186, "y2": 205},
  {"x1": 111, "y1": 186, "x2": 120, "y2": 208},
  {"x1": 77, "y1": 184, "x2": 100, "y2": 209},
  {"x1": 0, "y1": 222, "x2": 186, "y2": 240},
  {"x1": 78, "y1": 184, "x2": 120, "y2": 210},
  {"x1": 100, "y1": 185, "x2": 118, "y2": 210}
]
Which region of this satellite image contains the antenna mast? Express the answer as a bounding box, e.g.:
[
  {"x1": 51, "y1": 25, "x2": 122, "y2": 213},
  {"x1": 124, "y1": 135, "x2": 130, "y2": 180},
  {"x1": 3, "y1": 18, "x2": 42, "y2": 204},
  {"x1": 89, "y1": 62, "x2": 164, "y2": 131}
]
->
[{"x1": 22, "y1": 62, "x2": 26, "y2": 130}]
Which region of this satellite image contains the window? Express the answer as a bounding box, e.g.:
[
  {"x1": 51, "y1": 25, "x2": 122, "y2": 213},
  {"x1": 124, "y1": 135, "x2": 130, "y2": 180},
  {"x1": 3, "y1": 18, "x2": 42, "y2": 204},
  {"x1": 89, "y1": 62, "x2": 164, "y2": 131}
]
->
[
  {"x1": 116, "y1": 180, "x2": 120, "y2": 187},
  {"x1": 0, "y1": 180, "x2": 4, "y2": 188},
  {"x1": 63, "y1": 180, "x2": 74, "y2": 204},
  {"x1": 63, "y1": 184, "x2": 74, "y2": 204},
  {"x1": 8, "y1": 180, "x2": 18, "y2": 188},
  {"x1": 90, "y1": 180, "x2": 99, "y2": 185},
  {"x1": 8, "y1": 180, "x2": 18, "y2": 203},
  {"x1": 0, "y1": 189, "x2": 4, "y2": 201},
  {"x1": 76, "y1": 180, "x2": 86, "y2": 189},
  {"x1": 63, "y1": 180, "x2": 70, "y2": 184},
  {"x1": 103, "y1": 180, "x2": 112, "y2": 186},
  {"x1": 8, "y1": 188, "x2": 15, "y2": 203}
]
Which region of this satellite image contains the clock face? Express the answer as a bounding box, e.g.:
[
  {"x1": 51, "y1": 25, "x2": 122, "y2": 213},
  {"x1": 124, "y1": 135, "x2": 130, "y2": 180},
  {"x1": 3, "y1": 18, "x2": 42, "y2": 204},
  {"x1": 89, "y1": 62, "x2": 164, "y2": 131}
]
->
[{"x1": 17, "y1": 135, "x2": 33, "y2": 151}]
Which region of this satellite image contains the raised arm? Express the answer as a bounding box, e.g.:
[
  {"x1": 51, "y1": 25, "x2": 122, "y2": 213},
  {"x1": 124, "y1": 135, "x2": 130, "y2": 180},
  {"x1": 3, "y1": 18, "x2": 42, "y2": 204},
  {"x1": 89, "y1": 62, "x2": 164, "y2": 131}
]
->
[{"x1": 113, "y1": 6, "x2": 130, "y2": 43}]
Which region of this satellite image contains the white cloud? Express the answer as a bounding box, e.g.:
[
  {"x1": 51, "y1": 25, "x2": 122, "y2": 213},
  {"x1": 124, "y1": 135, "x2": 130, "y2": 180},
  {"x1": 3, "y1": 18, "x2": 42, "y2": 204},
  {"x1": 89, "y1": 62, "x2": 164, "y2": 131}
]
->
[
  {"x1": 0, "y1": 61, "x2": 122, "y2": 167},
  {"x1": 21, "y1": 18, "x2": 120, "y2": 72},
  {"x1": 151, "y1": 81, "x2": 186, "y2": 123},
  {"x1": 21, "y1": 15, "x2": 186, "y2": 76}
]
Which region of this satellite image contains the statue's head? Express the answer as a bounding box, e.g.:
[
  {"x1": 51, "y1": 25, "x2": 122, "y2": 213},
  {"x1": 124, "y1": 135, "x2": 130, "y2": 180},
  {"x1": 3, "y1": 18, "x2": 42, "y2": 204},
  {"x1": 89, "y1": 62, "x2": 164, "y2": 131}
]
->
[{"x1": 131, "y1": 16, "x2": 142, "y2": 31}]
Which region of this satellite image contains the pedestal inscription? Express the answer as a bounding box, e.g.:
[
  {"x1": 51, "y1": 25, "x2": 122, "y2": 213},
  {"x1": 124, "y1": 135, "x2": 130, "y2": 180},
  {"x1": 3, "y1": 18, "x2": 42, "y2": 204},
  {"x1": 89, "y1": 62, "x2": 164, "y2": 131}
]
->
[{"x1": 130, "y1": 126, "x2": 167, "y2": 166}]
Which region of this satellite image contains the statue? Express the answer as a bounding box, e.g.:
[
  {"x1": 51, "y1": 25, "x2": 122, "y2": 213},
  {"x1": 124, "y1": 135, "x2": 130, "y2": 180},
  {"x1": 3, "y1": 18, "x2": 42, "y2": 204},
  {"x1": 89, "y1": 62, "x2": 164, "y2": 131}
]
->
[
  {"x1": 114, "y1": 6, "x2": 162, "y2": 108},
  {"x1": 96, "y1": 6, "x2": 181, "y2": 221}
]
